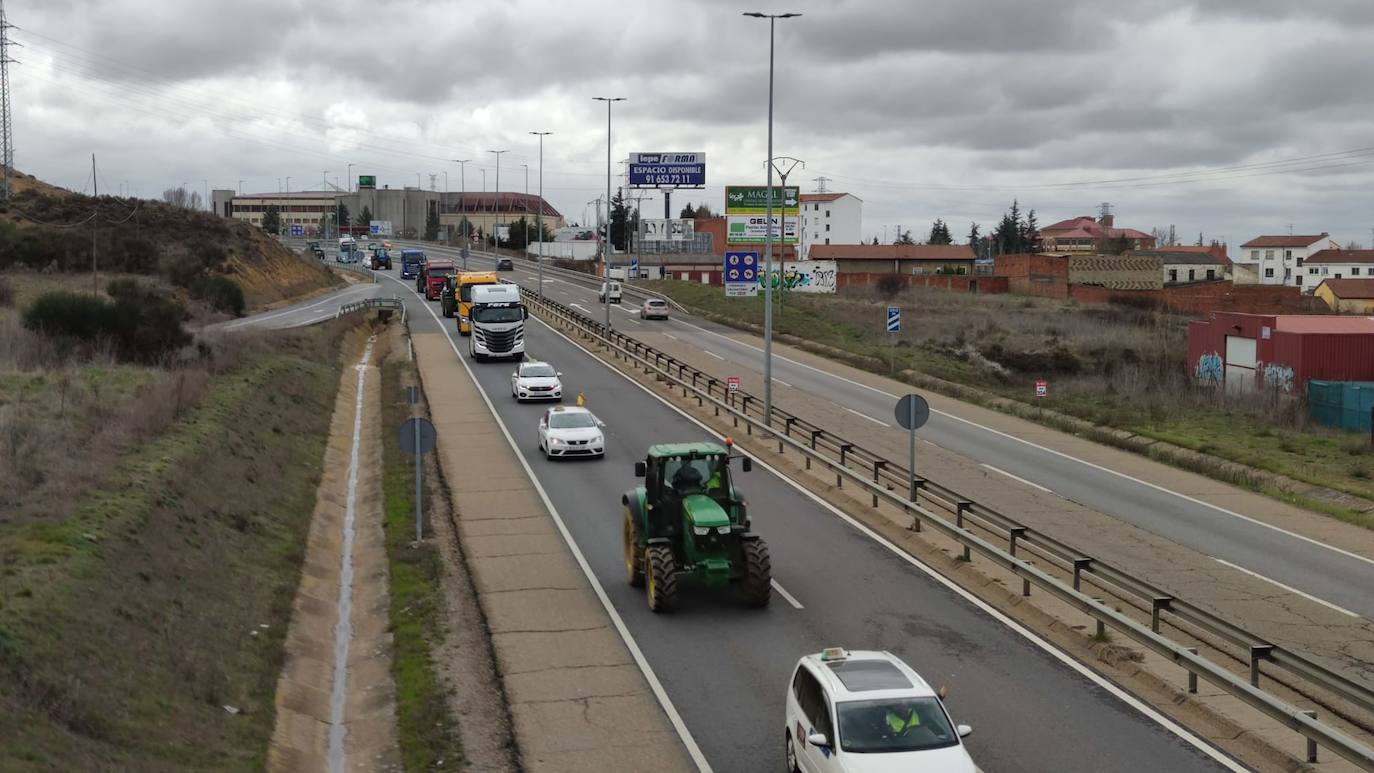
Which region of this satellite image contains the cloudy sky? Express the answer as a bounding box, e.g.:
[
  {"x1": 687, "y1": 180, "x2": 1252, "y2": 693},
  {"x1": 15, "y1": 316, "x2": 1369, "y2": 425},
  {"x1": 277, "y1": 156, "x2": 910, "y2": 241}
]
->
[{"x1": 11, "y1": 0, "x2": 1374, "y2": 247}]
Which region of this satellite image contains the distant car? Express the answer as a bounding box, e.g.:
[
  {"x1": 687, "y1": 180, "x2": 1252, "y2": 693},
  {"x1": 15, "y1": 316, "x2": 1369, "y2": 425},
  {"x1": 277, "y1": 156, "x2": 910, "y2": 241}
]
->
[
  {"x1": 310, "y1": 246, "x2": 325, "y2": 259},
  {"x1": 599, "y1": 282, "x2": 623, "y2": 304},
  {"x1": 537, "y1": 406, "x2": 605, "y2": 460},
  {"x1": 497, "y1": 258, "x2": 514, "y2": 271},
  {"x1": 511, "y1": 361, "x2": 563, "y2": 402},
  {"x1": 366, "y1": 242, "x2": 378, "y2": 252},
  {"x1": 639, "y1": 298, "x2": 669, "y2": 320},
  {"x1": 370, "y1": 248, "x2": 392, "y2": 270},
  {"x1": 785, "y1": 648, "x2": 976, "y2": 773}
]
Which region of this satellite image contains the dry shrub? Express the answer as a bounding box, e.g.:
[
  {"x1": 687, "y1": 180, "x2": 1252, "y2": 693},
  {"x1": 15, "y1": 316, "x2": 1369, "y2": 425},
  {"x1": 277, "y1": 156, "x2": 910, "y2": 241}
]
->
[{"x1": 0, "y1": 276, "x2": 14, "y2": 307}]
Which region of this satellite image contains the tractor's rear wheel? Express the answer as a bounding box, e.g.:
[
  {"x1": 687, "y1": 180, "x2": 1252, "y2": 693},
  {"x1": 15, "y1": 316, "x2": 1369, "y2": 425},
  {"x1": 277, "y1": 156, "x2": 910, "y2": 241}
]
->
[
  {"x1": 739, "y1": 539, "x2": 772, "y2": 608},
  {"x1": 645, "y1": 545, "x2": 678, "y2": 613},
  {"x1": 623, "y1": 508, "x2": 644, "y2": 588}
]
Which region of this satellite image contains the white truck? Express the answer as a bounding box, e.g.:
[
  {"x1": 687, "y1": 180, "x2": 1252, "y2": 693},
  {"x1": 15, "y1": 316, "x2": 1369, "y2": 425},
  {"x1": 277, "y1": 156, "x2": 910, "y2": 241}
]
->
[{"x1": 468, "y1": 283, "x2": 527, "y2": 362}]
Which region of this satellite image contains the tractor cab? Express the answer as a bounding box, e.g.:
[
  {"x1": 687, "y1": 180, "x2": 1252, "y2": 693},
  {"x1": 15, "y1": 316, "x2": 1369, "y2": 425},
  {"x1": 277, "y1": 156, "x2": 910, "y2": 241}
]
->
[{"x1": 624, "y1": 441, "x2": 768, "y2": 612}]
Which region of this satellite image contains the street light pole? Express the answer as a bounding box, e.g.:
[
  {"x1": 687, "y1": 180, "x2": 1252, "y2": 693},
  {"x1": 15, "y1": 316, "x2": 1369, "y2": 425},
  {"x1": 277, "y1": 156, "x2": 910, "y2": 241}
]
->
[
  {"x1": 522, "y1": 163, "x2": 529, "y2": 195},
  {"x1": 744, "y1": 10, "x2": 800, "y2": 427},
  {"x1": 766, "y1": 156, "x2": 803, "y2": 311},
  {"x1": 453, "y1": 159, "x2": 470, "y2": 251},
  {"x1": 593, "y1": 96, "x2": 625, "y2": 335},
  {"x1": 530, "y1": 132, "x2": 552, "y2": 296},
  {"x1": 489, "y1": 149, "x2": 508, "y2": 264}
]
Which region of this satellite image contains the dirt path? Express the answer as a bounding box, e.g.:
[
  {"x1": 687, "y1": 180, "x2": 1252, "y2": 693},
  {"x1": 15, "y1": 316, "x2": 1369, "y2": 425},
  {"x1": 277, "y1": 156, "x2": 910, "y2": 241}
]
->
[{"x1": 267, "y1": 335, "x2": 402, "y2": 772}]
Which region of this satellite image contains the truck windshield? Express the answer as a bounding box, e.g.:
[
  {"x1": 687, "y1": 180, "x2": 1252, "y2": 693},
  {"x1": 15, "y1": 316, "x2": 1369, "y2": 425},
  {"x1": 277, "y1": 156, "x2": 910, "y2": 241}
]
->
[
  {"x1": 430, "y1": 268, "x2": 455, "y2": 278},
  {"x1": 473, "y1": 306, "x2": 522, "y2": 323},
  {"x1": 461, "y1": 283, "x2": 497, "y2": 302}
]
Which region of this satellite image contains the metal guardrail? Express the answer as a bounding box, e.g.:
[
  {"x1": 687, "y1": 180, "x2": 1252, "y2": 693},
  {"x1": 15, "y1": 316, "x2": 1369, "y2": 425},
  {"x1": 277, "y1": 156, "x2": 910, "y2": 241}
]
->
[
  {"x1": 336, "y1": 296, "x2": 405, "y2": 323},
  {"x1": 328, "y1": 257, "x2": 378, "y2": 283},
  {"x1": 522, "y1": 286, "x2": 1374, "y2": 770}
]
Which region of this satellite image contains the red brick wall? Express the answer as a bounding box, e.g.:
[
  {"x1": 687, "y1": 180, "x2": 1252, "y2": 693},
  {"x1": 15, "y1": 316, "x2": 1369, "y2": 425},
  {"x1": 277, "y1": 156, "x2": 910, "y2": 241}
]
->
[
  {"x1": 995, "y1": 253, "x2": 1070, "y2": 298},
  {"x1": 836, "y1": 273, "x2": 1008, "y2": 294},
  {"x1": 1068, "y1": 282, "x2": 1321, "y2": 315}
]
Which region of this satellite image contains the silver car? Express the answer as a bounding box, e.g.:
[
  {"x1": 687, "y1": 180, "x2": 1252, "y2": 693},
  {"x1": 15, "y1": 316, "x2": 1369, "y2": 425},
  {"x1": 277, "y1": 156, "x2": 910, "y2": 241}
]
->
[{"x1": 639, "y1": 298, "x2": 670, "y2": 320}]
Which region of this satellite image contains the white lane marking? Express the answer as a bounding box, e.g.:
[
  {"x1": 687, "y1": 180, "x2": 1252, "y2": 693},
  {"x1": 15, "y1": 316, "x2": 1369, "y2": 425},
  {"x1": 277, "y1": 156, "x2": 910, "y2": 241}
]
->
[
  {"x1": 570, "y1": 302, "x2": 591, "y2": 314},
  {"x1": 223, "y1": 285, "x2": 368, "y2": 329},
  {"x1": 771, "y1": 580, "x2": 804, "y2": 610},
  {"x1": 538, "y1": 315, "x2": 1258, "y2": 773},
  {"x1": 667, "y1": 317, "x2": 1374, "y2": 572},
  {"x1": 774, "y1": 378, "x2": 793, "y2": 388},
  {"x1": 328, "y1": 338, "x2": 374, "y2": 773},
  {"x1": 981, "y1": 463, "x2": 1055, "y2": 494},
  {"x1": 534, "y1": 314, "x2": 1247, "y2": 772},
  {"x1": 663, "y1": 333, "x2": 678, "y2": 341},
  {"x1": 845, "y1": 407, "x2": 890, "y2": 428},
  {"x1": 623, "y1": 318, "x2": 642, "y2": 326},
  {"x1": 703, "y1": 350, "x2": 726, "y2": 361},
  {"x1": 382, "y1": 275, "x2": 713, "y2": 773},
  {"x1": 1211, "y1": 558, "x2": 1360, "y2": 618}
]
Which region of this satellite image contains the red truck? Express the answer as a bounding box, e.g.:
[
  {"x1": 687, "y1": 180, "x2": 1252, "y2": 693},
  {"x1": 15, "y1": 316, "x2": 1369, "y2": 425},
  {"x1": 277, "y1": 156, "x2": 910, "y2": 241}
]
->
[{"x1": 422, "y1": 258, "x2": 457, "y2": 301}]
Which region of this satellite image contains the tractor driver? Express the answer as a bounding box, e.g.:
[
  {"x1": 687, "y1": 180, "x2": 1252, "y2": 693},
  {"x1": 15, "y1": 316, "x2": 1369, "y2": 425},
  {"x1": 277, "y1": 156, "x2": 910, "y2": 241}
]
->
[
  {"x1": 704, "y1": 455, "x2": 727, "y2": 497},
  {"x1": 671, "y1": 462, "x2": 705, "y2": 495}
]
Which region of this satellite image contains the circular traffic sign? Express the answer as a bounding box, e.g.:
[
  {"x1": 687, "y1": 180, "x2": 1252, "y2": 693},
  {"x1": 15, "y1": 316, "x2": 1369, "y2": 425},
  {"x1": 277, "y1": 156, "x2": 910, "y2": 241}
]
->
[
  {"x1": 894, "y1": 394, "x2": 930, "y2": 430},
  {"x1": 743, "y1": 268, "x2": 755, "y2": 280}
]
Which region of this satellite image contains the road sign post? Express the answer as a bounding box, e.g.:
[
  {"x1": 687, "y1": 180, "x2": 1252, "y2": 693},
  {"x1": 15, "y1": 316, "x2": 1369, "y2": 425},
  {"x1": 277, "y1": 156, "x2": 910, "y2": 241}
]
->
[
  {"x1": 887, "y1": 306, "x2": 901, "y2": 373},
  {"x1": 400, "y1": 414, "x2": 437, "y2": 541},
  {"x1": 894, "y1": 394, "x2": 930, "y2": 502}
]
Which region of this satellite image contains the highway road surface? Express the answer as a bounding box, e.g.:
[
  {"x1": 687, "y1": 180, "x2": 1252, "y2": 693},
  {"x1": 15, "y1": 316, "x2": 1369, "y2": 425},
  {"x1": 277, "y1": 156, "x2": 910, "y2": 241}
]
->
[
  {"x1": 232, "y1": 257, "x2": 1240, "y2": 772},
  {"x1": 429, "y1": 248, "x2": 1374, "y2": 624}
]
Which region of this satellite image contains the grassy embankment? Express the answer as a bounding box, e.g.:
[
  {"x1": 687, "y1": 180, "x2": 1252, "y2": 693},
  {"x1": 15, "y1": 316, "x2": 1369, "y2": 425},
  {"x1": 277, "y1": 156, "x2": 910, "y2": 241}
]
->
[
  {"x1": 378, "y1": 342, "x2": 465, "y2": 770},
  {"x1": 647, "y1": 279, "x2": 1374, "y2": 525},
  {"x1": 0, "y1": 322, "x2": 351, "y2": 771}
]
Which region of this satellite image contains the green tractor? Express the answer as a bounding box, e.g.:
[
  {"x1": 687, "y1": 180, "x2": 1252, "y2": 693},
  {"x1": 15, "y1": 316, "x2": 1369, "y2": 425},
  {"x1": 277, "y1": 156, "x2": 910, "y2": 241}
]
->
[{"x1": 622, "y1": 441, "x2": 772, "y2": 612}]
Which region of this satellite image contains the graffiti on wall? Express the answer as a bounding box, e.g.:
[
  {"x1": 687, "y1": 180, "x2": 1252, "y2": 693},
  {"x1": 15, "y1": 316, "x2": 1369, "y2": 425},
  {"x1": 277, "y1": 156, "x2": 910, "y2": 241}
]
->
[
  {"x1": 760, "y1": 260, "x2": 838, "y2": 294},
  {"x1": 1196, "y1": 351, "x2": 1223, "y2": 384},
  {"x1": 1262, "y1": 362, "x2": 1295, "y2": 393}
]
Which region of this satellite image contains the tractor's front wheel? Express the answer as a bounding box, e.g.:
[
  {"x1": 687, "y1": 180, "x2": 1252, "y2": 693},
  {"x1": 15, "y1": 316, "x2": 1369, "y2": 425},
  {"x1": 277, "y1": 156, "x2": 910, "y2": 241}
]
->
[
  {"x1": 623, "y1": 508, "x2": 644, "y2": 588},
  {"x1": 739, "y1": 539, "x2": 772, "y2": 608},
  {"x1": 645, "y1": 545, "x2": 678, "y2": 613}
]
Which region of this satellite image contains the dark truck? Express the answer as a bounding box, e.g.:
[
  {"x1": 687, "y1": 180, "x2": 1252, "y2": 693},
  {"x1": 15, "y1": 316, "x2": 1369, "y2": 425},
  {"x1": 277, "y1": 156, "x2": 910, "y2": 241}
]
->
[{"x1": 400, "y1": 249, "x2": 426, "y2": 281}]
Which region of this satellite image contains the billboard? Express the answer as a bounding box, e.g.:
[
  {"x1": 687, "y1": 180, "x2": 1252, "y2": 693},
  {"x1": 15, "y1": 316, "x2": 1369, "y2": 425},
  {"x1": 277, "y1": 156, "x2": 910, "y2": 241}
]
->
[
  {"x1": 358, "y1": 175, "x2": 377, "y2": 188},
  {"x1": 726, "y1": 214, "x2": 798, "y2": 244},
  {"x1": 642, "y1": 218, "x2": 695, "y2": 242},
  {"x1": 765, "y1": 260, "x2": 837, "y2": 294},
  {"x1": 629, "y1": 152, "x2": 706, "y2": 187},
  {"x1": 724, "y1": 185, "x2": 799, "y2": 215},
  {"x1": 369, "y1": 220, "x2": 393, "y2": 236}
]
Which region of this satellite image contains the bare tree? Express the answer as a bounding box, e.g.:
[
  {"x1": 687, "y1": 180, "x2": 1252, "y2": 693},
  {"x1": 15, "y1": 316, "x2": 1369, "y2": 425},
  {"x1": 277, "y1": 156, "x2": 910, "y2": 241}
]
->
[
  {"x1": 161, "y1": 186, "x2": 201, "y2": 209},
  {"x1": 1345, "y1": 240, "x2": 1364, "y2": 250}
]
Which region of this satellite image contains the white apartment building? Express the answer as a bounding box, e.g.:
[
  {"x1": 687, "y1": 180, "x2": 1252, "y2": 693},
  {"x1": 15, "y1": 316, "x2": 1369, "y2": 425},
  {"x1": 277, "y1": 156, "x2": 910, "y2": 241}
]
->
[
  {"x1": 799, "y1": 192, "x2": 862, "y2": 259},
  {"x1": 1237, "y1": 233, "x2": 1339, "y2": 290},
  {"x1": 1303, "y1": 249, "x2": 1374, "y2": 292}
]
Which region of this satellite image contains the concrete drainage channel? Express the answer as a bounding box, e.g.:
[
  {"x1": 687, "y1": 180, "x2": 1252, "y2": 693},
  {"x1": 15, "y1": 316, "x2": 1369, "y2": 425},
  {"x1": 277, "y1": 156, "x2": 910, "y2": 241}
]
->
[{"x1": 524, "y1": 289, "x2": 1374, "y2": 772}]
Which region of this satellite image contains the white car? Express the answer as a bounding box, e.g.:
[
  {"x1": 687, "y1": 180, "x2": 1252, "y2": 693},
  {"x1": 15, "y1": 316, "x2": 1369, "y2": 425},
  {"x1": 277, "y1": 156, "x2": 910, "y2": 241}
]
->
[
  {"x1": 537, "y1": 406, "x2": 606, "y2": 460},
  {"x1": 511, "y1": 360, "x2": 563, "y2": 401},
  {"x1": 785, "y1": 648, "x2": 976, "y2": 773},
  {"x1": 639, "y1": 298, "x2": 670, "y2": 320}
]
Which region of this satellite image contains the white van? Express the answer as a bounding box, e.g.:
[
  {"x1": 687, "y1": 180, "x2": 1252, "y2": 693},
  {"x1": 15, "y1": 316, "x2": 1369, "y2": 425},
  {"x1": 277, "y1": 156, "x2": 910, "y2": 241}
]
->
[
  {"x1": 469, "y1": 283, "x2": 526, "y2": 361},
  {"x1": 599, "y1": 281, "x2": 623, "y2": 304}
]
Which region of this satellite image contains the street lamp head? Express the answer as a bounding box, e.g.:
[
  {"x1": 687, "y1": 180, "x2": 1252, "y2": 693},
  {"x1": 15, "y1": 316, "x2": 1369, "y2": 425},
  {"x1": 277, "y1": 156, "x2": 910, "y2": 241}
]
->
[
  {"x1": 529, "y1": 131, "x2": 552, "y2": 136},
  {"x1": 743, "y1": 11, "x2": 801, "y2": 17},
  {"x1": 592, "y1": 96, "x2": 626, "y2": 102}
]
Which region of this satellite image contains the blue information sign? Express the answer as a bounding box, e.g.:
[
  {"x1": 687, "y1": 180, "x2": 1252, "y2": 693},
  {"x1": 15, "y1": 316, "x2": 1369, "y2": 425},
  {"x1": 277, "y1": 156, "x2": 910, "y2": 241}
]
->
[
  {"x1": 724, "y1": 251, "x2": 759, "y2": 297},
  {"x1": 887, "y1": 306, "x2": 901, "y2": 333},
  {"x1": 289, "y1": 224, "x2": 304, "y2": 237},
  {"x1": 629, "y1": 152, "x2": 706, "y2": 188}
]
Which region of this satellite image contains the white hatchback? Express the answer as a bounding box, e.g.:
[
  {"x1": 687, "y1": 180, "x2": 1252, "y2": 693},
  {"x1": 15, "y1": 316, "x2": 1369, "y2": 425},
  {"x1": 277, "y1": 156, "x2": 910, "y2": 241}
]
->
[
  {"x1": 511, "y1": 360, "x2": 563, "y2": 401},
  {"x1": 537, "y1": 406, "x2": 606, "y2": 460},
  {"x1": 785, "y1": 648, "x2": 977, "y2": 773}
]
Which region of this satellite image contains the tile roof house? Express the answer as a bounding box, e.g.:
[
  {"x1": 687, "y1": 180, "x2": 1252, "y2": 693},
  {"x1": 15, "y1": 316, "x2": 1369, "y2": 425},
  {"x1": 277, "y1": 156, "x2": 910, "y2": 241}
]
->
[
  {"x1": 1237, "y1": 233, "x2": 1339, "y2": 289},
  {"x1": 1038, "y1": 214, "x2": 1155, "y2": 254},
  {"x1": 1313, "y1": 278, "x2": 1374, "y2": 313}
]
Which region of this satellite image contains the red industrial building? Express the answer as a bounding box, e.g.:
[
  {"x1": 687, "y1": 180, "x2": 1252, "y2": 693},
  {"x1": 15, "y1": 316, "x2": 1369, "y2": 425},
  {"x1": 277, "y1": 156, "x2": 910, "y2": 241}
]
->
[{"x1": 1188, "y1": 312, "x2": 1374, "y2": 393}]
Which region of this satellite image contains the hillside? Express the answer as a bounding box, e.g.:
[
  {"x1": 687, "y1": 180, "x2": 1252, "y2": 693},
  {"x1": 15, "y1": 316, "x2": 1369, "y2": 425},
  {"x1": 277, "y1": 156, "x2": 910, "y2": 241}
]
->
[{"x1": 0, "y1": 171, "x2": 339, "y2": 312}]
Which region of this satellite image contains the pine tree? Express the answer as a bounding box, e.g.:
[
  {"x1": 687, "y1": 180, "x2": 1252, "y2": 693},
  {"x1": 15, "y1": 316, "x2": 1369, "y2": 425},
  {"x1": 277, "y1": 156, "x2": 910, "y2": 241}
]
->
[
  {"x1": 261, "y1": 205, "x2": 281, "y2": 235},
  {"x1": 355, "y1": 205, "x2": 373, "y2": 227},
  {"x1": 927, "y1": 218, "x2": 953, "y2": 245},
  {"x1": 424, "y1": 204, "x2": 440, "y2": 241},
  {"x1": 967, "y1": 222, "x2": 980, "y2": 246},
  {"x1": 679, "y1": 203, "x2": 696, "y2": 219},
  {"x1": 1021, "y1": 209, "x2": 1038, "y2": 252}
]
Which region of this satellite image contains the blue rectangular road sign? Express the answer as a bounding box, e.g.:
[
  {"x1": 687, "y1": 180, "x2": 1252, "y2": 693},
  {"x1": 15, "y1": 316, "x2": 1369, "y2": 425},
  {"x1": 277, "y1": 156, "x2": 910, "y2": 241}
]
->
[
  {"x1": 629, "y1": 152, "x2": 706, "y2": 188},
  {"x1": 289, "y1": 224, "x2": 304, "y2": 237},
  {"x1": 887, "y1": 306, "x2": 901, "y2": 333},
  {"x1": 724, "y1": 251, "x2": 759, "y2": 297}
]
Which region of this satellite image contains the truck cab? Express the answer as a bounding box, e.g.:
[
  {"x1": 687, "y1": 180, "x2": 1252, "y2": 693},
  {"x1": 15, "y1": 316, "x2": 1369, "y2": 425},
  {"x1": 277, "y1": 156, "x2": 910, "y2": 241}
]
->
[
  {"x1": 422, "y1": 258, "x2": 457, "y2": 300},
  {"x1": 468, "y1": 283, "x2": 526, "y2": 361},
  {"x1": 455, "y1": 271, "x2": 500, "y2": 335},
  {"x1": 399, "y1": 249, "x2": 426, "y2": 280}
]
